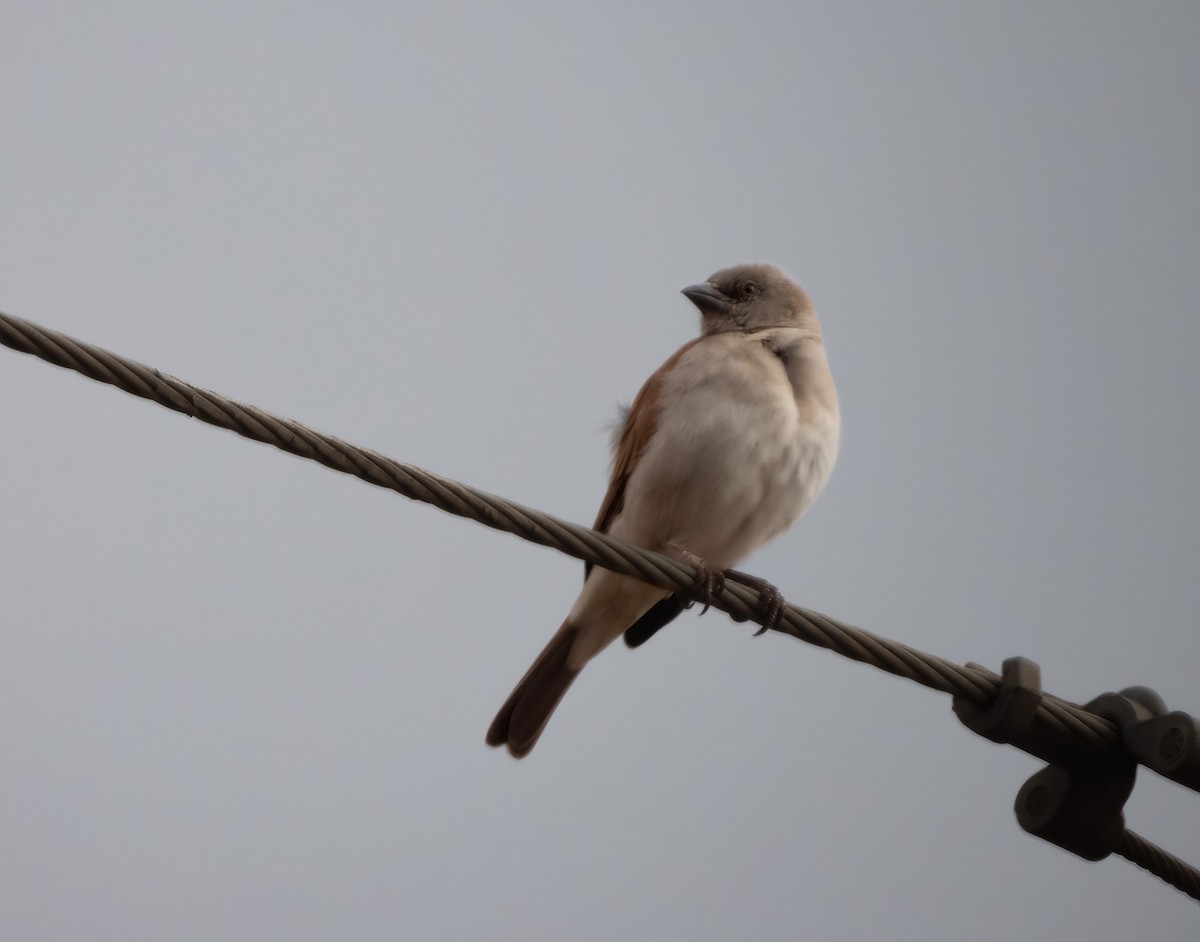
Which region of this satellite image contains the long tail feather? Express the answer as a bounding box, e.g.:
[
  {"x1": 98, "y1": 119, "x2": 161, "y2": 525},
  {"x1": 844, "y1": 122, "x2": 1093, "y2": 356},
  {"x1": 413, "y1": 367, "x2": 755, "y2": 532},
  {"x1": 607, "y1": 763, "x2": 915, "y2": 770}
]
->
[{"x1": 486, "y1": 624, "x2": 581, "y2": 759}]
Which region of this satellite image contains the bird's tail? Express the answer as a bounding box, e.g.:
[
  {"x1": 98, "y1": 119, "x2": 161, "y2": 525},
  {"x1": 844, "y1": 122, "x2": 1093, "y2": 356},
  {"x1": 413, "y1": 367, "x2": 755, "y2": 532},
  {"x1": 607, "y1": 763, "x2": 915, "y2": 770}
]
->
[{"x1": 486, "y1": 623, "x2": 582, "y2": 759}]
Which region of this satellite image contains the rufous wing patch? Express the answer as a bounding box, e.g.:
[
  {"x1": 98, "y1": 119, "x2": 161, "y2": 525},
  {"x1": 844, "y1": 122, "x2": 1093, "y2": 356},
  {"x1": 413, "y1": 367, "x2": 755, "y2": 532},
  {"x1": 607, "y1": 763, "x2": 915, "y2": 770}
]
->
[{"x1": 584, "y1": 337, "x2": 703, "y2": 579}]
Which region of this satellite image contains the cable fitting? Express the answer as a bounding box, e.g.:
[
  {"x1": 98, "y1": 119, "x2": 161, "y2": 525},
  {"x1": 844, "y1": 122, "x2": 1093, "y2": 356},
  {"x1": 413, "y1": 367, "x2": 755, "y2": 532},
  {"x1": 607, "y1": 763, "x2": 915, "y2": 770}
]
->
[
  {"x1": 955, "y1": 660, "x2": 1199, "y2": 865},
  {"x1": 952, "y1": 656, "x2": 1043, "y2": 745},
  {"x1": 1090, "y1": 688, "x2": 1200, "y2": 793}
]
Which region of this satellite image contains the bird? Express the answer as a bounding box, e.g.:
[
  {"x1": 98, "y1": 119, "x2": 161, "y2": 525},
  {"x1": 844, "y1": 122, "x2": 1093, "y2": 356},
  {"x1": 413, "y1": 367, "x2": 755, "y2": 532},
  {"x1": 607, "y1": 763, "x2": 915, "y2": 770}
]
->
[{"x1": 486, "y1": 263, "x2": 840, "y2": 758}]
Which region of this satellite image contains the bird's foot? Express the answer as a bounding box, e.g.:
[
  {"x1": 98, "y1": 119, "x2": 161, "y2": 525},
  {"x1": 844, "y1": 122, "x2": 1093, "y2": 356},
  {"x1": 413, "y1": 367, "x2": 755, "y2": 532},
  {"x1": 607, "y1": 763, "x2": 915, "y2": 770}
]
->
[
  {"x1": 679, "y1": 551, "x2": 725, "y2": 615},
  {"x1": 722, "y1": 569, "x2": 787, "y2": 635}
]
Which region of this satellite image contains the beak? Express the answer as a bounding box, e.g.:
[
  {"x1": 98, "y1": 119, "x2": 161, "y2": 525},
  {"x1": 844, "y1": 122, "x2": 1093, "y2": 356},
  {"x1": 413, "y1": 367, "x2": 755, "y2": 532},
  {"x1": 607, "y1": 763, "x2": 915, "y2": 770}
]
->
[{"x1": 681, "y1": 282, "x2": 731, "y2": 316}]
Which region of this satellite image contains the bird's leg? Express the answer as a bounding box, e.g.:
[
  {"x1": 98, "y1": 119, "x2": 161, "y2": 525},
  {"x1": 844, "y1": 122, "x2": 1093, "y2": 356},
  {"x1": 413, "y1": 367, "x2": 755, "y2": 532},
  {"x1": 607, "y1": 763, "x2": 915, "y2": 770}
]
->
[
  {"x1": 666, "y1": 551, "x2": 786, "y2": 631},
  {"x1": 675, "y1": 550, "x2": 726, "y2": 615},
  {"x1": 721, "y1": 569, "x2": 787, "y2": 635}
]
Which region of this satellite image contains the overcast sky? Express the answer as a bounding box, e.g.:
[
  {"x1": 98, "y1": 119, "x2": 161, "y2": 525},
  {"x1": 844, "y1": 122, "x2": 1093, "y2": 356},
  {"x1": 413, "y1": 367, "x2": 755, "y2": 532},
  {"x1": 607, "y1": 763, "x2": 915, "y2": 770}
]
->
[{"x1": 2, "y1": 2, "x2": 1198, "y2": 939}]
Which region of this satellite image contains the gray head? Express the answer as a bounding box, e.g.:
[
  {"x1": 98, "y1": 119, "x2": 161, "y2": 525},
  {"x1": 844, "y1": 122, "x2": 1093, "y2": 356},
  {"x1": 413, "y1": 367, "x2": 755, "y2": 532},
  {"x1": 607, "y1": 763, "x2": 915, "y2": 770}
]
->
[{"x1": 681, "y1": 263, "x2": 816, "y2": 336}]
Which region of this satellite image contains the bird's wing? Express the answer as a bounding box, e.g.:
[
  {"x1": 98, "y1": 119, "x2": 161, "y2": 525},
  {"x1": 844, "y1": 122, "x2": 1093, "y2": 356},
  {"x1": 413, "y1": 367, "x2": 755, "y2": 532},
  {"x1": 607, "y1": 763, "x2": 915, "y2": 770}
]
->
[
  {"x1": 584, "y1": 338, "x2": 701, "y2": 649},
  {"x1": 586, "y1": 337, "x2": 701, "y2": 569}
]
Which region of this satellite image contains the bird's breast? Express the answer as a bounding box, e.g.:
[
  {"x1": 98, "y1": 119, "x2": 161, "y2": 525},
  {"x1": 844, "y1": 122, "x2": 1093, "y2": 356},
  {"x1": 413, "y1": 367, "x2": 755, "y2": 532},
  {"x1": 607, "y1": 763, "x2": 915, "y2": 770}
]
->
[{"x1": 617, "y1": 334, "x2": 838, "y2": 565}]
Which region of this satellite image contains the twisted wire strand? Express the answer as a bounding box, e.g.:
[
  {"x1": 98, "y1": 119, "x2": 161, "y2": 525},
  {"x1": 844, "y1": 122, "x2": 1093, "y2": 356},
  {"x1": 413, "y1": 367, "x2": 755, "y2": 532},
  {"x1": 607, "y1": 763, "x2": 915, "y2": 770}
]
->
[
  {"x1": 0, "y1": 309, "x2": 1121, "y2": 735},
  {"x1": 1115, "y1": 829, "x2": 1200, "y2": 902},
  {"x1": 11, "y1": 308, "x2": 1198, "y2": 901}
]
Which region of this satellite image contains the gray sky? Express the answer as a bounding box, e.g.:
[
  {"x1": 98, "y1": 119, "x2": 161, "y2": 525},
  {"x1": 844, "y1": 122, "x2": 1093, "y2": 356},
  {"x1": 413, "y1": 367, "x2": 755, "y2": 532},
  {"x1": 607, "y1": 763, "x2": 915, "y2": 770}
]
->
[{"x1": 2, "y1": 2, "x2": 1198, "y2": 938}]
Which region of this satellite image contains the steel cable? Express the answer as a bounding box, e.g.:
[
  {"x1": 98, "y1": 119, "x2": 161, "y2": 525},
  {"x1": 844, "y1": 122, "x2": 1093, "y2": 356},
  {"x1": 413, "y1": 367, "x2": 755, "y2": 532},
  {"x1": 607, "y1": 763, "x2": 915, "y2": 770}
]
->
[{"x1": 4, "y1": 307, "x2": 1196, "y2": 902}]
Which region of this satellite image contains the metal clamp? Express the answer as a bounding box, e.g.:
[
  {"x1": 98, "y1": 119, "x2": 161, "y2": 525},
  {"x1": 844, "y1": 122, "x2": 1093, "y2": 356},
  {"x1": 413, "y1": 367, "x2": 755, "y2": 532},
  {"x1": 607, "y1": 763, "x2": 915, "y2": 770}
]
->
[{"x1": 951, "y1": 660, "x2": 1200, "y2": 863}]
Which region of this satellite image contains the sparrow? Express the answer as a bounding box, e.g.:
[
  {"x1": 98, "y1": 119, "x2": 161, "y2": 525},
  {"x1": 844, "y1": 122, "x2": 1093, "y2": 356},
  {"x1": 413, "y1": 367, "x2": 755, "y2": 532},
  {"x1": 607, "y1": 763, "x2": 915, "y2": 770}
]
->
[{"x1": 487, "y1": 263, "x2": 840, "y2": 758}]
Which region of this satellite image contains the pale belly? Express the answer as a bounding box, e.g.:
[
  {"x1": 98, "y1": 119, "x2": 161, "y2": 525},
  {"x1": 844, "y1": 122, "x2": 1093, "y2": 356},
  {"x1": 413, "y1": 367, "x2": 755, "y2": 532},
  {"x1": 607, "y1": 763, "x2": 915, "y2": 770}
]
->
[{"x1": 617, "y1": 378, "x2": 837, "y2": 568}]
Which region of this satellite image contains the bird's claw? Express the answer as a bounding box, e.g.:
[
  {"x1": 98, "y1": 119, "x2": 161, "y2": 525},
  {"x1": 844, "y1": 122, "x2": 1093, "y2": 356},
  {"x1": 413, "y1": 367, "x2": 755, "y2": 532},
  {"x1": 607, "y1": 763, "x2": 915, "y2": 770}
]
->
[
  {"x1": 723, "y1": 569, "x2": 786, "y2": 635},
  {"x1": 694, "y1": 567, "x2": 726, "y2": 615},
  {"x1": 676, "y1": 557, "x2": 787, "y2": 631},
  {"x1": 680, "y1": 552, "x2": 725, "y2": 614}
]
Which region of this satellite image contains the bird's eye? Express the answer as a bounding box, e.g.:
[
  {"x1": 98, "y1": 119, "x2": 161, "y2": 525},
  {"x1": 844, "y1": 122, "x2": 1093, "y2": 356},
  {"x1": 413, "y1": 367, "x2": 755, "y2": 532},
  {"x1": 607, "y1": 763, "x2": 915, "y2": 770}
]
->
[{"x1": 741, "y1": 281, "x2": 760, "y2": 299}]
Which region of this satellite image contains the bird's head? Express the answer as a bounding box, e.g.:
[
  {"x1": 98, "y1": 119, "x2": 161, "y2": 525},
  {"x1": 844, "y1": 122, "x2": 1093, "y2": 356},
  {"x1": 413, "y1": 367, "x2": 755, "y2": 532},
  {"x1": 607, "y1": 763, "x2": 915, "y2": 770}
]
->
[{"x1": 682, "y1": 263, "x2": 815, "y2": 336}]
